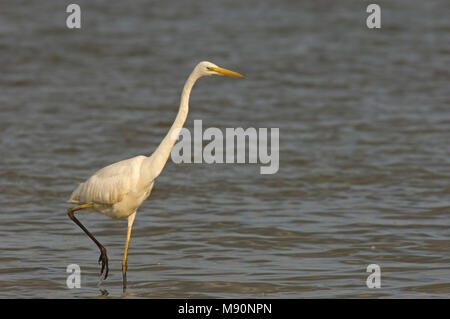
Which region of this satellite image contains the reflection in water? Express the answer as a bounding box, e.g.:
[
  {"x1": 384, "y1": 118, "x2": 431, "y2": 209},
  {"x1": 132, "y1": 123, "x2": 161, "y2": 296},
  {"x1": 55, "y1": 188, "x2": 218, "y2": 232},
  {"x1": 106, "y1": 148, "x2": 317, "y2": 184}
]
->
[{"x1": 99, "y1": 289, "x2": 109, "y2": 297}]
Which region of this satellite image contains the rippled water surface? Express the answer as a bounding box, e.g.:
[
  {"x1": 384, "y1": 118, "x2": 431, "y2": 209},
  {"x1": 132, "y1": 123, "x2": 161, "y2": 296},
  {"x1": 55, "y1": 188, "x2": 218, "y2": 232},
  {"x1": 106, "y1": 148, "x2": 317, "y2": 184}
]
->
[{"x1": 0, "y1": 0, "x2": 449, "y2": 298}]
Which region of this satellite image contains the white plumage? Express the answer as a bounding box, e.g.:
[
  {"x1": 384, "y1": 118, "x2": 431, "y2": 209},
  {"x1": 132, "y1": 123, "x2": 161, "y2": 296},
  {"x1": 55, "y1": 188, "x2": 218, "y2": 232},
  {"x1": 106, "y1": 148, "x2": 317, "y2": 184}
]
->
[{"x1": 69, "y1": 156, "x2": 153, "y2": 219}]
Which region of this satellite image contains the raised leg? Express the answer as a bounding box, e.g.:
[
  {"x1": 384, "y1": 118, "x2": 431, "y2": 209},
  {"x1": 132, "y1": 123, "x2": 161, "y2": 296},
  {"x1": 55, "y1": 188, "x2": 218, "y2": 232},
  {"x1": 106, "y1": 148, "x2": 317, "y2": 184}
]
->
[
  {"x1": 67, "y1": 203, "x2": 109, "y2": 280},
  {"x1": 122, "y1": 211, "x2": 136, "y2": 291}
]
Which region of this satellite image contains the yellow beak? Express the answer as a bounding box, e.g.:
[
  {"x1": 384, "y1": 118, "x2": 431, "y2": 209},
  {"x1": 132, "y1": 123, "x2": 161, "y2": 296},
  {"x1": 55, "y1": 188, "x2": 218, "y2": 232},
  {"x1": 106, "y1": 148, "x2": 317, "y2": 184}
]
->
[{"x1": 207, "y1": 66, "x2": 245, "y2": 78}]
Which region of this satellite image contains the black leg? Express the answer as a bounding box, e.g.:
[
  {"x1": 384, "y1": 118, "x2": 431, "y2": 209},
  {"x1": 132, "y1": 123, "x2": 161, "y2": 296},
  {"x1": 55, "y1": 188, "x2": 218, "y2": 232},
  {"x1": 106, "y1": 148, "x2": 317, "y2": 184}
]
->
[{"x1": 68, "y1": 204, "x2": 109, "y2": 280}]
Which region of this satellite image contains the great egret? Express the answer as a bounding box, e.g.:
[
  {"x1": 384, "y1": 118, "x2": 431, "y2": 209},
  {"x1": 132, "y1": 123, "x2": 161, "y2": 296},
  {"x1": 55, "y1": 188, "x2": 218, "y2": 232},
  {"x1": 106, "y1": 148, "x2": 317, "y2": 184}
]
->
[{"x1": 67, "y1": 61, "x2": 244, "y2": 290}]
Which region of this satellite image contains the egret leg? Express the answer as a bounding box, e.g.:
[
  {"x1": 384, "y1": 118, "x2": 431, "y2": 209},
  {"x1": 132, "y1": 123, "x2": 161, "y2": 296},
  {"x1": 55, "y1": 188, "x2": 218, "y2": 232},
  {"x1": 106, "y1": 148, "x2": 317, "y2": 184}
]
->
[
  {"x1": 67, "y1": 203, "x2": 109, "y2": 279},
  {"x1": 122, "y1": 211, "x2": 136, "y2": 291}
]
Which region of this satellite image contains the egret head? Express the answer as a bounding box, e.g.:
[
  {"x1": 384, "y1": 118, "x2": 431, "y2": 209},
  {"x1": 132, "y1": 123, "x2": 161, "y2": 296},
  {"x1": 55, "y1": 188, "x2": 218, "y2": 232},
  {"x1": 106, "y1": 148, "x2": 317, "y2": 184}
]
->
[{"x1": 196, "y1": 61, "x2": 245, "y2": 78}]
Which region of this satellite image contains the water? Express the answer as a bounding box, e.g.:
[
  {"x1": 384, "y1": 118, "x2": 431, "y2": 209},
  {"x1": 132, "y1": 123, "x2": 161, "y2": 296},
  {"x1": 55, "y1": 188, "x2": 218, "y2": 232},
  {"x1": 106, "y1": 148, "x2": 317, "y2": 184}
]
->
[{"x1": 0, "y1": 0, "x2": 449, "y2": 298}]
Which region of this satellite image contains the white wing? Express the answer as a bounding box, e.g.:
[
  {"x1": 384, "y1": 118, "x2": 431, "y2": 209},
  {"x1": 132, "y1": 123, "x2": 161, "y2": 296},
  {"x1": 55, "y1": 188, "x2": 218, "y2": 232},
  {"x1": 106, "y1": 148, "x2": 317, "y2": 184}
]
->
[{"x1": 69, "y1": 155, "x2": 147, "y2": 205}]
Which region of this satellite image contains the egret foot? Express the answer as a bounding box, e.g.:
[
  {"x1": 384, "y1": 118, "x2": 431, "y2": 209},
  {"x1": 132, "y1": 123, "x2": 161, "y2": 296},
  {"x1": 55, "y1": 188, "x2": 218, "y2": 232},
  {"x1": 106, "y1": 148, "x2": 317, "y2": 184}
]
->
[{"x1": 98, "y1": 246, "x2": 109, "y2": 279}]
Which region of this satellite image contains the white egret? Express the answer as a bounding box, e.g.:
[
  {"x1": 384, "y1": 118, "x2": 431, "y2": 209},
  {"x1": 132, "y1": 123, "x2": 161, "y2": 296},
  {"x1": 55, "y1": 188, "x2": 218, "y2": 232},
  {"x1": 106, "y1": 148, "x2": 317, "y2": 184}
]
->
[{"x1": 67, "y1": 61, "x2": 244, "y2": 290}]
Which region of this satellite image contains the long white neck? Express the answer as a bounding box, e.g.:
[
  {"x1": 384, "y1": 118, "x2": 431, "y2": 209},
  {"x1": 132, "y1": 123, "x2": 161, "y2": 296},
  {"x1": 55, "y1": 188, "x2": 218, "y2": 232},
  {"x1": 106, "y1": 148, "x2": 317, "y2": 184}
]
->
[{"x1": 141, "y1": 70, "x2": 200, "y2": 183}]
